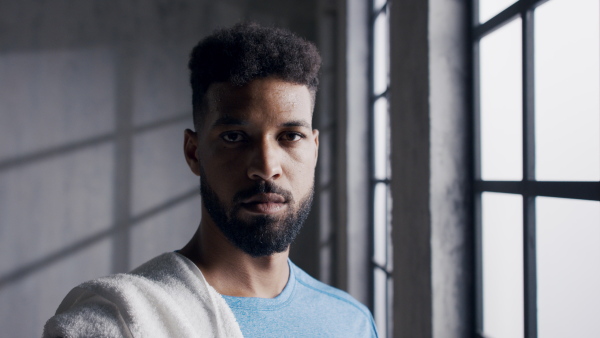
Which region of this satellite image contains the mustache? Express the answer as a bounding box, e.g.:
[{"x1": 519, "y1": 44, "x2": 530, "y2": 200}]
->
[{"x1": 233, "y1": 181, "x2": 294, "y2": 204}]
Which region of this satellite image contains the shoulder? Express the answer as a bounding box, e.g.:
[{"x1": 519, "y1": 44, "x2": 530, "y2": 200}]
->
[
  {"x1": 61, "y1": 252, "x2": 188, "y2": 303},
  {"x1": 53, "y1": 252, "x2": 198, "y2": 312},
  {"x1": 42, "y1": 274, "x2": 139, "y2": 338},
  {"x1": 43, "y1": 252, "x2": 201, "y2": 338},
  {"x1": 43, "y1": 294, "x2": 128, "y2": 338},
  {"x1": 289, "y1": 262, "x2": 379, "y2": 337},
  {"x1": 290, "y1": 261, "x2": 374, "y2": 321}
]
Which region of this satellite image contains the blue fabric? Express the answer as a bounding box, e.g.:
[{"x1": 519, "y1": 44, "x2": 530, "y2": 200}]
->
[{"x1": 222, "y1": 261, "x2": 379, "y2": 337}]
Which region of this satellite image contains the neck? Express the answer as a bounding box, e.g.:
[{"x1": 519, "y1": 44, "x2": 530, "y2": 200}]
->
[{"x1": 179, "y1": 217, "x2": 290, "y2": 298}]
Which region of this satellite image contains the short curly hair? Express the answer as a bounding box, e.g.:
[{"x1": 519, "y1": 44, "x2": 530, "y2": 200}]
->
[{"x1": 188, "y1": 22, "x2": 321, "y2": 130}]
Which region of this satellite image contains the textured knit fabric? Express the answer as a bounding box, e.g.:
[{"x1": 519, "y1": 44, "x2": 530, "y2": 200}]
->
[
  {"x1": 223, "y1": 261, "x2": 379, "y2": 337},
  {"x1": 42, "y1": 252, "x2": 243, "y2": 338}
]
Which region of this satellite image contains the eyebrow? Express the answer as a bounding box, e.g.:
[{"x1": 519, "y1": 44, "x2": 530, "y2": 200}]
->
[
  {"x1": 211, "y1": 116, "x2": 312, "y2": 129},
  {"x1": 211, "y1": 115, "x2": 248, "y2": 128},
  {"x1": 280, "y1": 120, "x2": 312, "y2": 129}
]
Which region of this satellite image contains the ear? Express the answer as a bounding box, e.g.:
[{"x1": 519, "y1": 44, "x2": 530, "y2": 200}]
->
[
  {"x1": 312, "y1": 129, "x2": 319, "y2": 163},
  {"x1": 184, "y1": 129, "x2": 201, "y2": 176}
]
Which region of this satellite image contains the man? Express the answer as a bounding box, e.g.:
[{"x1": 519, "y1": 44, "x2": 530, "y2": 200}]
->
[{"x1": 44, "y1": 22, "x2": 378, "y2": 337}]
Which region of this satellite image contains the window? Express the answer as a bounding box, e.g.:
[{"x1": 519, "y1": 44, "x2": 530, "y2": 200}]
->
[
  {"x1": 473, "y1": 0, "x2": 600, "y2": 337},
  {"x1": 370, "y1": 0, "x2": 392, "y2": 337}
]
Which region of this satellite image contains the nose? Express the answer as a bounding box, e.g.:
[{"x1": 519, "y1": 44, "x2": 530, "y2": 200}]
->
[{"x1": 247, "y1": 138, "x2": 282, "y2": 181}]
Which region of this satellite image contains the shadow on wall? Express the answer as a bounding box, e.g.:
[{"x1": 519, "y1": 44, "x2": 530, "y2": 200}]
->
[
  {"x1": 0, "y1": 0, "x2": 317, "y2": 336},
  {"x1": 0, "y1": 44, "x2": 202, "y2": 337}
]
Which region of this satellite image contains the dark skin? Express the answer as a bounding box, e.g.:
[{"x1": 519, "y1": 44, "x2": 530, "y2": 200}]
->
[{"x1": 179, "y1": 77, "x2": 319, "y2": 298}]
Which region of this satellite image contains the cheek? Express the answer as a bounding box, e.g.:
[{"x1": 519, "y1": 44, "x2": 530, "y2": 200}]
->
[
  {"x1": 286, "y1": 151, "x2": 316, "y2": 186},
  {"x1": 200, "y1": 151, "x2": 246, "y2": 195},
  {"x1": 204, "y1": 145, "x2": 246, "y2": 171}
]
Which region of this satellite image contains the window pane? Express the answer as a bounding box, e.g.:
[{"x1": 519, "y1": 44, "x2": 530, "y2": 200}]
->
[
  {"x1": 479, "y1": 0, "x2": 518, "y2": 24},
  {"x1": 373, "y1": 183, "x2": 388, "y2": 267},
  {"x1": 537, "y1": 197, "x2": 600, "y2": 338},
  {"x1": 373, "y1": 0, "x2": 387, "y2": 11},
  {"x1": 482, "y1": 192, "x2": 524, "y2": 338},
  {"x1": 480, "y1": 18, "x2": 523, "y2": 181},
  {"x1": 374, "y1": 267, "x2": 389, "y2": 336},
  {"x1": 374, "y1": 97, "x2": 390, "y2": 180},
  {"x1": 534, "y1": 0, "x2": 600, "y2": 181},
  {"x1": 373, "y1": 10, "x2": 389, "y2": 96},
  {"x1": 373, "y1": 182, "x2": 392, "y2": 337}
]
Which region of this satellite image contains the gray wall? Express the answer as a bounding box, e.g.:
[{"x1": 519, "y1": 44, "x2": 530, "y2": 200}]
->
[
  {"x1": 390, "y1": 0, "x2": 472, "y2": 337},
  {"x1": 0, "y1": 1, "x2": 317, "y2": 336}
]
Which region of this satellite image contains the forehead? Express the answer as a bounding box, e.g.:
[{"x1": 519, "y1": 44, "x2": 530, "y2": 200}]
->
[{"x1": 203, "y1": 78, "x2": 313, "y2": 126}]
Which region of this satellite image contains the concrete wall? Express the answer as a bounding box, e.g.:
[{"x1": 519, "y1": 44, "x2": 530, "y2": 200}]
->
[
  {"x1": 390, "y1": 0, "x2": 472, "y2": 337},
  {"x1": 0, "y1": 1, "x2": 317, "y2": 336}
]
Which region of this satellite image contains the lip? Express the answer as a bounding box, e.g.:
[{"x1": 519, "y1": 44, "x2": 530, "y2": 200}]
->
[
  {"x1": 240, "y1": 193, "x2": 287, "y2": 215},
  {"x1": 241, "y1": 202, "x2": 287, "y2": 214},
  {"x1": 241, "y1": 193, "x2": 286, "y2": 204}
]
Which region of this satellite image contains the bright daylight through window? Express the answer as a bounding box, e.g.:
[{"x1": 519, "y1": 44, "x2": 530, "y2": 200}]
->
[
  {"x1": 370, "y1": 0, "x2": 392, "y2": 337},
  {"x1": 474, "y1": 0, "x2": 600, "y2": 337}
]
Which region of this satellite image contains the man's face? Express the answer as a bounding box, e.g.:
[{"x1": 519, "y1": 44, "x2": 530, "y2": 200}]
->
[{"x1": 185, "y1": 77, "x2": 319, "y2": 257}]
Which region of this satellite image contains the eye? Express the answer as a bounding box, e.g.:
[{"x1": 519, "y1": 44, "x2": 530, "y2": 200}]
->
[
  {"x1": 220, "y1": 131, "x2": 246, "y2": 143},
  {"x1": 280, "y1": 132, "x2": 305, "y2": 142}
]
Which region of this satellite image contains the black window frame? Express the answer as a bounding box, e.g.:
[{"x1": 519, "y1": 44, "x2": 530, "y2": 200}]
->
[{"x1": 472, "y1": 1, "x2": 600, "y2": 337}]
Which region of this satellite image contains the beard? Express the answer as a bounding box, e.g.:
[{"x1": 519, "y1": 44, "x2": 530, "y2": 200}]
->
[{"x1": 199, "y1": 168, "x2": 314, "y2": 257}]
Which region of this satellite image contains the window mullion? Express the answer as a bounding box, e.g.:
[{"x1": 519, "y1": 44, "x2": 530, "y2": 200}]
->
[
  {"x1": 472, "y1": 6, "x2": 484, "y2": 333},
  {"x1": 523, "y1": 10, "x2": 536, "y2": 182},
  {"x1": 522, "y1": 8, "x2": 538, "y2": 338}
]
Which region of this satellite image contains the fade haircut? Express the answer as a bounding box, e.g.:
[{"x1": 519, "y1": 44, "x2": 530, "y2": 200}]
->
[{"x1": 188, "y1": 22, "x2": 322, "y2": 130}]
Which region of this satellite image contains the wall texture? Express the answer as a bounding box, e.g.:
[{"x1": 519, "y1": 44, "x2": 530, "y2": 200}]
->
[
  {"x1": 0, "y1": 1, "x2": 317, "y2": 336},
  {"x1": 390, "y1": 0, "x2": 472, "y2": 337}
]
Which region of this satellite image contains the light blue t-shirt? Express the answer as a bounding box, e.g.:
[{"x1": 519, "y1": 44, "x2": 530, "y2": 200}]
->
[{"x1": 222, "y1": 261, "x2": 379, "y2": 337}]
